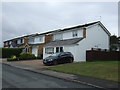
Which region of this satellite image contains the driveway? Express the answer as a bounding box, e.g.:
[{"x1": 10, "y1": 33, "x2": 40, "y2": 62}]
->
[{"x1": 2, "y1": 59, "x2": 49, "y2": 69}]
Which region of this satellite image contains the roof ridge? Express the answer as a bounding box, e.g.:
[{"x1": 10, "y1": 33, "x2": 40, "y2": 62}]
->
[{"x1": 4, "y1": 21, "x2": 100, "y2": 42}]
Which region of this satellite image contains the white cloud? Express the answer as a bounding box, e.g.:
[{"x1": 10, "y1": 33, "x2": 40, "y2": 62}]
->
[{"x1": 1, "y1": 2, "x2": 118, "y2": 47}]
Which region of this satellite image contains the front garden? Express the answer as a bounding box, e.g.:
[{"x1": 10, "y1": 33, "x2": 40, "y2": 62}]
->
[{"x1": 1, "y1": 48, "x2": 42, "y2": 61}]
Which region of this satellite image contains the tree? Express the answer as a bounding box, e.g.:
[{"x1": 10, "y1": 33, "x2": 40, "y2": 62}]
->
[
  {"x1": 110, "y1": 35, "x2": 118, "y2": 51},
  {"x1": 110, "y1": 35, "x2": 118, "y2": 45}
]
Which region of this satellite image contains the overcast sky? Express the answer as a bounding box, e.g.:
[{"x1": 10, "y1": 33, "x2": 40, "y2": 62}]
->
[{"x1": 1, "y1": 2, "x2": 118, "y2": 47}]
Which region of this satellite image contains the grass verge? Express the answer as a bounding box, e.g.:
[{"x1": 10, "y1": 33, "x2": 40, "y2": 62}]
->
[{"x1": 48, "y1": 61, "x2": 119, "y2": 82}]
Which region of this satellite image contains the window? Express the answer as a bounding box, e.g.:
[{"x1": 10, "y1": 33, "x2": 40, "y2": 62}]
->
[
  {"x1": 9, "y1": 41, "x2": 12, "y2": 44},
  {"x1": 60, "y1": 47, "x2": 63, "y2": 52},
  {"x1": 56, "y1": 47, "x2": 63, "y2": 53},
  {"x1": 25, "y1": 48, "x2": 29, "y2": 53},
  {"x1": 56, "y1": 47, "x2": 59, "y2": 53},
  {"x1": 54, "y1": 34, "x2": 63, "y2": 40},
  {"x1": 14, "y1": 40, "x2": 17, "y2": 44},
  {"x1": 29, "y1": 38, "x2": 34, "y2": 43},
  {"x1": 72, "y1": 31, "x2": 78, "y2": 37},
  {"x1": 45, "y1": 48, "x2": 54, "y2": 54},
  {"x1": 5, "y1": 42, "x2": 8, "y2": 45},
  {"x1": 20, "y1": 39, "x2": 23, "y2": 43},
  {"x1": 39, "y1": 37, "x2": 43, "y2": 42}
]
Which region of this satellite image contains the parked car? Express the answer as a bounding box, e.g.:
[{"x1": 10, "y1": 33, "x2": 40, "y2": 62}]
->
[{"x1": 43, "y1": 52, "x2": 74, "y2": 65}]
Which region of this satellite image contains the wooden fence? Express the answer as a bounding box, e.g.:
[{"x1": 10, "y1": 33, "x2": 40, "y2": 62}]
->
[{"x1": 86, "y1": 49, "x2": 120, "y2": 61}]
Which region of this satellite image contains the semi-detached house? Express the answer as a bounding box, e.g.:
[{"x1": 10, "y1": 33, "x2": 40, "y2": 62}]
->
[
  {"x1": 3, "y1": 21, "x2": 111, "y2": 62},
  {"x1": 4, "y1": 33, "x2": 53, "y2": 57},
  {"x1": 43, "y1": 21, "x2": 111, "y2": 62}
]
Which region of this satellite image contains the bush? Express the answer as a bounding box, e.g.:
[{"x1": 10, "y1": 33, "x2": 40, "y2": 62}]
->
[
  {"x1": 36, "y1": 55, "x2": 43, "y2": 59},
  {"x1": 7, "y1": 58, "x2": 18, "y2": 61},
  {"x1": 11, "y1": 55, "x2": 17, "y2": 59},
  {"x1": 7, "y1": 55, "x2": 18, "y2": 61},
  {"x1": 19, "y1": 53, "x2": 36, "y2": 60},
  {"x1": 2, "y1": 48, "x2": 22, "y2": 58},
  {"x1": 110, "y1": 44, "x2": 118, "y2": 51}
]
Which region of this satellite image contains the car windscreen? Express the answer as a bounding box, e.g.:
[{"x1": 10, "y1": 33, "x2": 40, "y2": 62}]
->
[{"x1": 50, "y1": 53, "x2": 60, "y2": 57}]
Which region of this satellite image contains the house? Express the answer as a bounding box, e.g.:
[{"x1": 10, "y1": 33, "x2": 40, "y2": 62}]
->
[
  {"x1": 4, "y1": 37, "x2": 25, "y2": 48},
  {"x1": 25, "y1": 33, "x2": 53, "y2": 56},
  {"x1": 43, "y1": 21, "x2": 111, "y2": 62},
  {"x1": 3, "y1": 33, "x2": 53, "y2": 57},
  {"x1": 3, "y1": 21, "x2": 111, "y2": 61}
]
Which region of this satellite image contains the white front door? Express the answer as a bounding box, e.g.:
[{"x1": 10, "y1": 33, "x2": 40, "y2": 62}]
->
[{"x1": 32, "y1": 46, "x2": 38, "y2": 56}]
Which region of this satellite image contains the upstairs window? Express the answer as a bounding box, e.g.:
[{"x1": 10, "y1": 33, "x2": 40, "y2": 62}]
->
[
  {"x1": 15, "y1": 40, "x2": 17, "y2": 44},
  {"x1": 39, "y1": 37, "x2": 43, "y2": 42},
  {"x1": 20, "y1": 39, "x2": 23, "y2": 44},
  {"x1": 54, "y1": 34, "x2": 63, "y2": 40},
  {"x1": 9, "y1": 41, "x2": 12, "y2": 44},
  {"x1": 72, "y1": 31, "x2": 78, "y2": 37},
  {"x1": 5, "y1": 42, "x2": 8, "y2": 45},
  {"x1": 29, "y1": 38, "x2": 34, "y2": 43}
]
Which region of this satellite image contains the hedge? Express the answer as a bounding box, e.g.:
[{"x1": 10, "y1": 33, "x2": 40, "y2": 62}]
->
[{"x1": 2, "y1": 48, "x2": 22, "y2": 58}]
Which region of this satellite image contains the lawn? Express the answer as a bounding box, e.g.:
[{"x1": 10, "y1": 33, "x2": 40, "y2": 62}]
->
[{"x1": 48, "y1": 61, "x2": 119, "y2": 82}]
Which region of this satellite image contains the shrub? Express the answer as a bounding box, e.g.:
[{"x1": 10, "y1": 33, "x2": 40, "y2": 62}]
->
[
  {"x1": 7, "y1": 58, "x2": 18, "y2": 61},
  {"x1": 2, "y1": 48, "x2": 22, "y2": 58},
  {"x1": 11, "y1": 55, "x2": 17, "y2": 59},
  {"x1": 19, "y1": 53, "x2": 36, "y2": 60},
  {"x1": 36, "y1": 56, "x2": 42, "y2": 59},
  {"x1": 7, "y1": 56, "x2": 18, "y2": 61}
]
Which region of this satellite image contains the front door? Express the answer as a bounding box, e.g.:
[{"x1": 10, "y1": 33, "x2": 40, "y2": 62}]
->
[{"x1": 32, "y1": 46, "x2": 38, "y2": 56}]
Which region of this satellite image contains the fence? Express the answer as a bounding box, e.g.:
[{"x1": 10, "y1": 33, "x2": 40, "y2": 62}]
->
[{"x1": 86, "y1": 49, "x2": 120, "y2": 61}]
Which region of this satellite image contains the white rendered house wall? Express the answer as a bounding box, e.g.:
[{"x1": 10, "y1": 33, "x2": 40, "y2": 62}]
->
[
  {"x1": 72, "y1": 24, "x2": 110, "y2": 62},
  {"x1": 43, "y1": 24, "x2": 110, "y2": 61},
  {"x1": 53, "y1": 29, "x2": 83, "y2": 41}
]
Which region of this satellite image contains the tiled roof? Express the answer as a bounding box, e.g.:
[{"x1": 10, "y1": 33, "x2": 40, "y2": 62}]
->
[
  {"x1": 4, "y1": 21, "x2": 100, "y2": 42},
  {"x1": 28, "y1": 43, "x2": 43, "y2": 46},
  {"x1": 45, "y1": 38, "x2": 83, "y2": 47},
  {"x1": 4, "y1": 21, "x2": 111, "y2": 42}
]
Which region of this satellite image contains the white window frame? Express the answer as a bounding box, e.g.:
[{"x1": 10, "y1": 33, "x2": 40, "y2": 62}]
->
[
  {"x1": 29, "y1": 38, "x2": 34, "y2": 43},
  {"x1": 54, "y1": 33, "x2": 63, "y2": 40},
  {"x1": 56, "y1": 47, "x2": 63, "y2": 53},
  {"x1": 6, "y1": 42, "x2": 8, "y2": 45},
  {"x1": 9, "y1": 41, "x2": 12, "y2": 44},
  {"x1": 39, "y1": 37, "x2": 43, "y2": 42},
  {"x1": 45, "y1": 47, "x2": 54, "y2": 54},
  {"x1": 72, "y1": 30, "x2": 78, "y2": 37}
]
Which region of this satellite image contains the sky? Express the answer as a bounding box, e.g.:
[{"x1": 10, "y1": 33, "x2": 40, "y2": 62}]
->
[{"x1": 1, "y1": 1, "x2": 118, "y2": 47}]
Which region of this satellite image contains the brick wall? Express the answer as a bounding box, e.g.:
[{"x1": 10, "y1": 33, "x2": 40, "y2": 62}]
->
[
  {"x1": 45, "y1": 34, "x2": 53, "y2": 43},
  {"x1": 24, "y1": 37, "x2": 29, "y2": 45},
  {"x1": 38, "y1": 34, "x2": 53, "y2": 56}
]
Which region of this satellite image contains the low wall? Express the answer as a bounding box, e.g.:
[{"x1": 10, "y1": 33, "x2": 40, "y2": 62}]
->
[{"x1": 86, "y1": 50, "x2": 120, "y2": 61}]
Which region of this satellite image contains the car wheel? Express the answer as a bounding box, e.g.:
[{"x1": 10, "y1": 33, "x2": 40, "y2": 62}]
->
[
  {"x1": 53, "y1": 60, "x2": 57, "y2": 65},
  {"x1": 69, "y1": 58, "x2": 73, "y2": 63}
]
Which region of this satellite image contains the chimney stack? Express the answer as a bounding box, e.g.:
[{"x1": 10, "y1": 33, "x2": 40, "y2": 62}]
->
[{"x1": 83, "y1": 28, "x2": 86, "y2": 38}]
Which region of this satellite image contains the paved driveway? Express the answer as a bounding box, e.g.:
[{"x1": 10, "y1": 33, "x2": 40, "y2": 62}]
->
[{"x1": 2, "y1": 59, "x2": 49, "y2": 69}]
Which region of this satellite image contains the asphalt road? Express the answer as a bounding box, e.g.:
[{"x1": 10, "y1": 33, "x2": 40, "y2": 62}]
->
[{"x1": 2, "y1": 64, "x2": 99, "y2": 89}]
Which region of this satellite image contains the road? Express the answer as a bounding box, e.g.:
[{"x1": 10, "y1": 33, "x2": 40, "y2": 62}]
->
[{"x1": 2, "y1": 64, "x2": 99, "y2": 89}]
